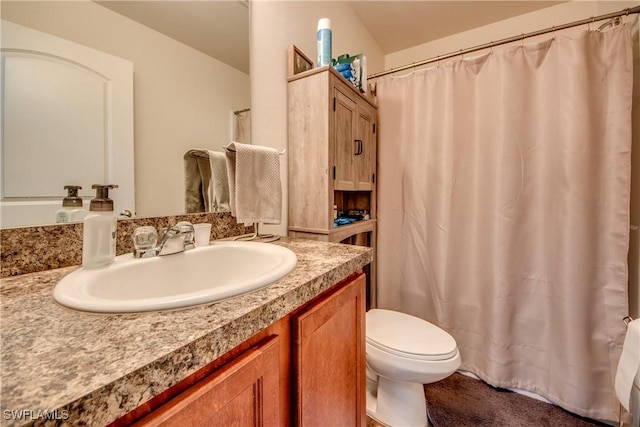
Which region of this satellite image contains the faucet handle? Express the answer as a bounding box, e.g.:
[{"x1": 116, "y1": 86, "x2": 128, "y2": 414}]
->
[
  {"x1": 175, "y1": 221, "x2": 195, "y2": 250},
  {"x1": 133, "y1": 226, "x2": 158, "y2": 258},
  {"x1": 175, "y1": 221, "x2": 193, "y2": 230}
]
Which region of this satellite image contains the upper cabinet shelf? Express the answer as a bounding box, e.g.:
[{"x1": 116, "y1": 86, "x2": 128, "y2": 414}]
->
[{"x1": 287, "y1": 65, "x2": 377, "y2": 108}]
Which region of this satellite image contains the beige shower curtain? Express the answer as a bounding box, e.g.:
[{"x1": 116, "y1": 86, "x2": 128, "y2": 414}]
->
[{"x1": 376, "y1": 24, "x2": 633, "y2": 421}]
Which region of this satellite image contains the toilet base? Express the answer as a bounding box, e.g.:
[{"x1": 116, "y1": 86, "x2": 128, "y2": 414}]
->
[{"x1": 366, "y1": 376, "x2": 428, "y2": 427}]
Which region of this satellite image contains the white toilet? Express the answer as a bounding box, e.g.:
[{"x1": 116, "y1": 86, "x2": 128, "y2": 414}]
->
[{"x1": 366, "y1": 309, "x2": 461, "y2": 427}]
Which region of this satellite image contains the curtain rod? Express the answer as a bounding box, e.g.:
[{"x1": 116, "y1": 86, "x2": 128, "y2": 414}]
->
[{"x1": 369, "y1": 5, "x2": 640, "y2": 80}]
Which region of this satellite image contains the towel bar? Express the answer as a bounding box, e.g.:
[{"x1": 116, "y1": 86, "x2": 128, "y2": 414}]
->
[
  {"x1": 222, "y1": 144, "x2": 286, "y2": 155},
  {"x1": 186, "y1": 149, "x2": 212, "y2": 160},
  {"x1": 235, "y1": 223, "x2": 280, "y2": 243},
  {"x1": 223, "y1": 142, "x2": 283, "y2": 241}
]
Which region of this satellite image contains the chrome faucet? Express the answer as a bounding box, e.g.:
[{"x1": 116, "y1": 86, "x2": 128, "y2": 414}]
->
[
  {"x1": 157, "y1": 221, "x2": 195, "y2": 255},
  {"x1": 133, "y1": 221, "x2": 195, "y2": 258}
]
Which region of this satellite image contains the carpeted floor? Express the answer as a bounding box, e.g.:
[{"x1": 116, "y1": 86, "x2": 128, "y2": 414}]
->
[
  {"x1": 367, "y1": 373, "x2": 611, "y2": 427},
  {"x1": 424, "y1": 373, "x2": 610, "y2": 427}
]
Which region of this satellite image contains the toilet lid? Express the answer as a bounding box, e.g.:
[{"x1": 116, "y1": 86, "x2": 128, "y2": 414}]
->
[{"x1": 366, "y1": 309, "x2": 458, "y2": 361}]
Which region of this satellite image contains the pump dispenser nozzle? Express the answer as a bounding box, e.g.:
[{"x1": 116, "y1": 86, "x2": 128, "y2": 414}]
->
[
  {"x1": 90, "y1": 184, "x2": 118, "y2": 212},
  {"x1": 62, "y1": 185, "x2": 83, "y2": 208},
  {"x1": 56, "y1": 185, "x2": 87, "y2": 223}
]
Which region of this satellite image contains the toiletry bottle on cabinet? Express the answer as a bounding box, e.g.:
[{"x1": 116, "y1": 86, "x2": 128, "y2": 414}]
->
[
  {"x1": 317, "y1": 18, "x2": 332, "y2": 67},
  {"x1": 83, "y1": 184, "x2": 118, "y2": 268}
]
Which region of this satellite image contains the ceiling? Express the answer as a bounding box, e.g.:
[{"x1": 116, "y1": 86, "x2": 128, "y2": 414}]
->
[
  {"x1": 348, "y1": 1, "x2": 566, "y2": 54},
  {"x1": 96, "y1": 1, "x2": 250, "y2": 74},
  {"x1": 95, "y1": 1, "x2": 566, "y2": 74}
]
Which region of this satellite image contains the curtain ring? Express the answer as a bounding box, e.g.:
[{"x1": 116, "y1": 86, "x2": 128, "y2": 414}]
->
[
  {"x1": 436, "y1": 55, "x2": 440, "y2": 68},
  {"x1": 490, "y1": 42, "x2": 493, "y2": 54},
  {"x1": 588, "y1": 16, "x2": 594, "y2": 31},
  {"x1": 520, "y1": 34, "x2": 525, "y2": 48},
  {"x1": 459, "y1": 49, "x2": 464, "y2": 60},
  {"x1": 552, "y1": 25, "x2": 556, "y2": 39}
]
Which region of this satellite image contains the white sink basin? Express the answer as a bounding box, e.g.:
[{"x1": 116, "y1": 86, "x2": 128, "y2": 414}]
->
[{"x1": 53, "y1": 241, "x2": 297, "y2": 313}]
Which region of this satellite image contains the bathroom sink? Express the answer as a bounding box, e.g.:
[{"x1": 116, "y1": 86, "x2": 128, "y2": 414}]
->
[{"x1": 53, "y1": 241, "x2": 297, "y2": 313}]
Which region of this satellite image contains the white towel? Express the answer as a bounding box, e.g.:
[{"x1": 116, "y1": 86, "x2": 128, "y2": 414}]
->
[
  {"x1": 206, "y1": 150, "x2": 230, "y2": 213},
  {"x1": 615, "y1": 318, "x2": 640, "y2": 411},
  {"x1": 225, "y1": 142, "x2": 282, "y2": 225}
]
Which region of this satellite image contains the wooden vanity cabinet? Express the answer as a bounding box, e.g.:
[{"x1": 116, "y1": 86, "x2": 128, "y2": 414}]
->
[
  {"x1": 115, "y1": 272, "x2": 366, "y2": 427},
  {"x1": 133, "y1": 335, "x2": 281, "y2": 427},
  {"x1": 293, "y1": 271, "x2": 366, "y2": 426}
]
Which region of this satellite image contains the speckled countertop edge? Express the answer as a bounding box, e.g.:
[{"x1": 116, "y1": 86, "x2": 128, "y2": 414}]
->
[{"x1": 0, "y1": 238, "x2": 372, "y2": 427}]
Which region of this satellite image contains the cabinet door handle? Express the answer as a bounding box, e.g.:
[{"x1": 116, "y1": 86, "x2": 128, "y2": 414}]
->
[{"x1": 354, "y1": 139, "x2": 363, "y2": 155}]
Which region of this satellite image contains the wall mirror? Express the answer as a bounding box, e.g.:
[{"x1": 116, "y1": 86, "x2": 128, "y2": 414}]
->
[{"x1": 0, "y1": 0, "x2": 250, "y2": 228}]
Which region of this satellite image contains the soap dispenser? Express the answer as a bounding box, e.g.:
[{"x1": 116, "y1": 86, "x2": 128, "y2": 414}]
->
[
  {"x1": 82, "y1": 184, "x2": 118, "y2": 268},
  {"x1": 55, "y1": 185, "x2": 88, "y2": 223}
]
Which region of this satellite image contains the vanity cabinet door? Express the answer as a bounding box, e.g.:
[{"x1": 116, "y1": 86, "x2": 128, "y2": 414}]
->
[
  {"x1": 293, "y1": 272, "x2": 366, "y2": 427},
  {"x1": 134, "y1": 335, "x2": 280, "y2": 427}
]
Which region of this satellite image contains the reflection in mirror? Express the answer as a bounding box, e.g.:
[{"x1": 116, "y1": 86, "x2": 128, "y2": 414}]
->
[
  {"x1": 0, "y1": 0, "x2": 250, "y2": 228},
  {"x1": 184, "y1": 149, "x2": 230, "y2": 214},
  {"x1": 1, "y1": 19, "x2": 135, "y2": 227}
]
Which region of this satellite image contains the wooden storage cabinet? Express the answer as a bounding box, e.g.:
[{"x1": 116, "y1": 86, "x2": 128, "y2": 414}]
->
[
  {"x1": 118, "y1": 272, "x2": 366, "y2": 427},
  {"x1": 288, "y1": 66, "x2": 378, "y2": 307},
  {"x1": 287, "y1": 66, "x2": 377, "y2": 239}
]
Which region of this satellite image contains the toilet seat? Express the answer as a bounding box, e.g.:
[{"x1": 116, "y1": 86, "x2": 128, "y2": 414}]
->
[{"x1": 366, "y1": 309, "x2": 458, "y2": 361}]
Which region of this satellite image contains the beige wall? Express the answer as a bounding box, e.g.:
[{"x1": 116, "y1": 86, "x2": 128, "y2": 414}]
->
[
  {"x1": 250, "y1": 0, "x2": 385, "y2": 237},
  {"x1": 1, "y1": 1, "x2": 250, "y2": 218},
  {"x1": 381, "y1": 0, "x2": 639, "y2": 318}
]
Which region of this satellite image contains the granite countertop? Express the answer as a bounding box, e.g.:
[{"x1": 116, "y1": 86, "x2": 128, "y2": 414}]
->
[{"x1": 0, "y1": 238, "x2": 372, "y2": 427}]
